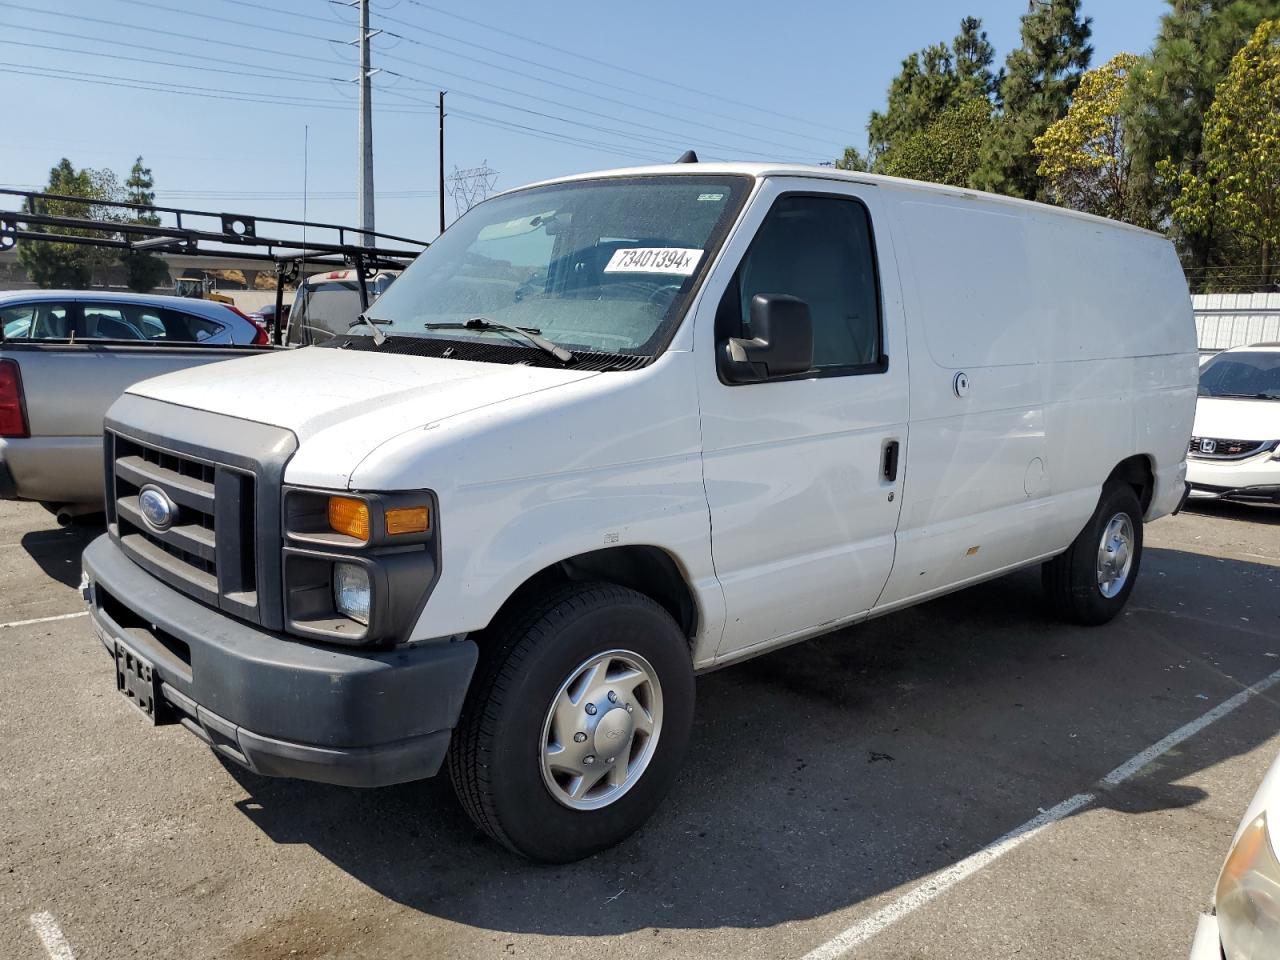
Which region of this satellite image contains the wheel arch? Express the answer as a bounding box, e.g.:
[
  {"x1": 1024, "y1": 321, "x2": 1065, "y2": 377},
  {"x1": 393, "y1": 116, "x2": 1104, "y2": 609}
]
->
[
  {"x1": 1106, "y1": 454, "x2": 1155, "y2": 513},
  {"x1": 482, "y1": 545, "x2": 700, "y2": 644}
]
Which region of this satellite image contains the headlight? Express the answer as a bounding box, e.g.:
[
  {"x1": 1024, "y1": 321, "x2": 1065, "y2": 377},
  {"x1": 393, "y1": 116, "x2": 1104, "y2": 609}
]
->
[
  {"x1": 1217, "y1": 812, "x2": 1280, "y2": 960},
  {"x1": 333, "y1": 562, "x2": 371, "y2": 625}
]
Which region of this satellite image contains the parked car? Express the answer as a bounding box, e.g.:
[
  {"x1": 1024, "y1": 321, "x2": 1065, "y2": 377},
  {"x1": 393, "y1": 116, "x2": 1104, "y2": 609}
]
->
[
  {"x1": 249, "y1": 301, "x2": 290, "y2": 339},
  {"x1": 1187, "y1": 344, "x2": 1280, "y2": 504},
  {"x1": 0, "y1": 290, "x2": 271, "y2": 520},
  {"x1": 80, "y1": 163, "x2": 1197, "y2": 863},
  {"x1": 1189, "y1": 750, "x2": 1280, "y2": 960},
  {"x1": 285, "y1": 268, "x2": 396, "y2": 346}
]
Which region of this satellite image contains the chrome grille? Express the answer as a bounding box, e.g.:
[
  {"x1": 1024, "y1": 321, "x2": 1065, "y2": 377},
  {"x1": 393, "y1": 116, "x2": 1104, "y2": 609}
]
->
[
  {"x1": 107, "y1": 431, "x2": 259, "y2": 620},
  {"x1": 1188, "y1": 436, "x2": 1273, "y2": 460}
]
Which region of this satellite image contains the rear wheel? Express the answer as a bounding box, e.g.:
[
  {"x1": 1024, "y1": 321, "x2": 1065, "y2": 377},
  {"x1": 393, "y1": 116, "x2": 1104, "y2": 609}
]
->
[
  {"x1": 1042, "y1": 483, "x2": 1144, "y2": 625},
  {"x1": 447, "y1": 582, "x2": 695, "y2": 863}
]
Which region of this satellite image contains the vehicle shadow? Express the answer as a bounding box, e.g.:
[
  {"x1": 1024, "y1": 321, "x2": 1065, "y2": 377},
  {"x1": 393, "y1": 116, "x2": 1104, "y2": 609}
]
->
[
  {"x1": 1183, "y1": 498, "x2": 1280, "y2": 526},
  {"x1": 20, "y1": 518, "x2": 103, "y2": 588},
  {"x1": 224, "y1": 546, "x2": 1280, "y2": 936}
]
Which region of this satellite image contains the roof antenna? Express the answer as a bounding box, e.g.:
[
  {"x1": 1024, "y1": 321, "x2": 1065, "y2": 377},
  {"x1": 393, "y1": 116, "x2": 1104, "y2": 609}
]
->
[{"x1": 675, "y1": 150, "x2": 699, "y2": 164}]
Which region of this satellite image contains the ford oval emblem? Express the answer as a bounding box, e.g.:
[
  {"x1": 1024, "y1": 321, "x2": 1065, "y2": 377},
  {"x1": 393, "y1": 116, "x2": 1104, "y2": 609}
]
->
[{"x1": 137, "y1": 485, "x2": 176, "y2": 532}]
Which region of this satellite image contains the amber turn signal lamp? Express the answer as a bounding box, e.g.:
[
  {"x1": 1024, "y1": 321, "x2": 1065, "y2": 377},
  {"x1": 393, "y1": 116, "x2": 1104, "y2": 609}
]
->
[
  {"x1": 328, "y1": 496, "x2": 370, "y2": 541},
  {"x1": 385, "y1": 505, "x2": 430, "y2": 536}
]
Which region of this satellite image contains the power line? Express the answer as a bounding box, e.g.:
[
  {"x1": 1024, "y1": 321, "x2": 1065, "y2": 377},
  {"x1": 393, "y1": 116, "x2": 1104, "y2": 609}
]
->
[
  {"x1": 1, "y1": 15, "x2": 761, "y2": 162},
  {"x1": 6, "y1": 3, "x2": 815, "y2": 162},
  {"x1": 370, "y1": 12, "x2": 844, "y2": 153},
  {"x1": 87, "y1": 0, "x2": 829, "y2": 160},
  {"x1": 374, "y1": 30, "x2": 820, "y2": 160},
  {"x1": 394, "y1": 0, "x2": 854, "y2": 140},
  {"x1": 0, "y1": 64, "x2": 661, "y2": 164},
  {"x1": 201, "y1": 0, "x2": 849, "y2": 149}
]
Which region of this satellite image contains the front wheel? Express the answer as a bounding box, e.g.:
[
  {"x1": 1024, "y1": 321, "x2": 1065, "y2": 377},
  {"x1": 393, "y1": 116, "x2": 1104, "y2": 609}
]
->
[
  {"x1": 1042, "y1": 483, "x2": 1144, "y2": 625},
  {"x1": 447, "y1": 582, "x2": 695, "y2": 862}
]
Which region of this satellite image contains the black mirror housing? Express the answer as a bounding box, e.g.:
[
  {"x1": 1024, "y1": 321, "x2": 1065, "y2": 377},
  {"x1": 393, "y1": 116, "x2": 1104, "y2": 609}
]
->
[{"x1": 720, "y1": 293, "x2": 814, "y2": 383}]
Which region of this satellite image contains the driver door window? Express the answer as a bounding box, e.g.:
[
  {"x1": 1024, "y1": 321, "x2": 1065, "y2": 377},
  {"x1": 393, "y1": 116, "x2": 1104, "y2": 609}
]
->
[{"x1": 720, "y1": 194, "x2": 884, "y2": 376}]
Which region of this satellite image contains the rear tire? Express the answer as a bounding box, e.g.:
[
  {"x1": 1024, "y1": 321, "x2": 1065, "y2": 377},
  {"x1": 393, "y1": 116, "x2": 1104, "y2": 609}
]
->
[
  {"x1": 447, "y1": 582, "x2": 695, "y2": 863},
  {"x1": 1042, "y1": 483, "x2": 1144, "y2": 625}
]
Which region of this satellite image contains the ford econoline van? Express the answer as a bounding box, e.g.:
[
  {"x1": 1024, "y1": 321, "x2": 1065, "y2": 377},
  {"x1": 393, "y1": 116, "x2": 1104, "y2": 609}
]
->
[{"x1": 81, "y1": 163, "x2": 1198, "y2": 862}]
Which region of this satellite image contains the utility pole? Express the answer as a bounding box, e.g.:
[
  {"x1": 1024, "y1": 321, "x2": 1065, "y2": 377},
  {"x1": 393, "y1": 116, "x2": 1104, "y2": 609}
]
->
[
  {"x1": 357, "y1": 0, "x2": 375, "y2": 246},
  {"x1": 438, "y1": 91, "x2": 447, "y2": 236}
]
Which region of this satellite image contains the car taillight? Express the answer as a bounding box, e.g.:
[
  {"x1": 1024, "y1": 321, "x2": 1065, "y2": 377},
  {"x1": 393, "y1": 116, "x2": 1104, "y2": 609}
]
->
[
  {"x1": 250, "y1": 321, "x2": 270, "y2": 346},
  {"x1": 0, "y1": 359, "x2": 29, "y2": 438},
  {"x1": 224, "y1": 304, "x2": 253, "y2": 321}
]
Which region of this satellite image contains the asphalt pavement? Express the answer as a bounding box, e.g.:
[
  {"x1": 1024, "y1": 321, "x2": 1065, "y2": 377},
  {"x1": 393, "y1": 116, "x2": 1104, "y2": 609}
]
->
[{"x1": 1, "y1": 498, "x2": 1278, "y2": 959}]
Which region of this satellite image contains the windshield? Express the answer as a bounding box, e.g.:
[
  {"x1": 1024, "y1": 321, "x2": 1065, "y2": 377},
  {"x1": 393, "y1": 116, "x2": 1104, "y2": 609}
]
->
[
  {"x1": 359, "y1": 175, "x2": 750, "y2": 358},
  {"x1": 1198, "y1": 350, "x2": 1280, "y2": 400}
]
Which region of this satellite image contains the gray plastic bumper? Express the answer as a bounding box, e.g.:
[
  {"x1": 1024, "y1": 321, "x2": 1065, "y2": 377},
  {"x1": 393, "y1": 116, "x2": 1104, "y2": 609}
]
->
[{"x1": 82, "y1": 534, "x2": 477, "y2": 788}]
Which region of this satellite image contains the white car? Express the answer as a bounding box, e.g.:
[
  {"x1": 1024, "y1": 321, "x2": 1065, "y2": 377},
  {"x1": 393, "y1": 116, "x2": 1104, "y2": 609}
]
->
[
  {"x1": 1190, "y1": 751, "x2": 1280, "y2": 959},
  {"x1": 1188, "y1": 344, "x2": 1280, "y2": 504},
  {"x1": 79, "y1": 162, "x2": 1197, "y2": 862}
]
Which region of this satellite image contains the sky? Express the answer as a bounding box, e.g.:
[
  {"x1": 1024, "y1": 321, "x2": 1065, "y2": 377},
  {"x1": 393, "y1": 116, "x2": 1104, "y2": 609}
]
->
[{"x1": 1, "y1": 0, "x2": 1171, "y2": 244}]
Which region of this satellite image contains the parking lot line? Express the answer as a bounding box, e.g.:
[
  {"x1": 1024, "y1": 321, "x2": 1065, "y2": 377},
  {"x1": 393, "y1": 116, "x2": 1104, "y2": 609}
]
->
[
  {"x1": 0, "y1": 611, "x2": 87, "y2": 631},
  {"x1": 28, "y1": 912, "x2": 76, "y2": 960},
  {"x1": 800, "y1": 666, "x2": 1280, "y2": 960}
]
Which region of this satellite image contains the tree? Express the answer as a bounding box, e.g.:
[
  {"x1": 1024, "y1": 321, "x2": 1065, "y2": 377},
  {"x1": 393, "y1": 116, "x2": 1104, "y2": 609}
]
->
[
  {"x1": 1034, "y1": 53, "x2": 1151, "y2": 225},
  {"x1": 1169, "y1": 19, "x2": 1280, "y2": 288},
  {"x1": 976, "y1": 0, "x2": 1093, "y2": 200},
  {"x1": 953, "y1": 15, "x2": 999, "y2": 102},
  {"x1": 835, "y1": 147, "x2": 868, "y2": 172},
  {"x1": 880, "y1": 99, "x2": 995, "y2": 188},
  {"x1": 867, "y1": 45, "x2": 957, "y2": 163},
  {"x1": 1125, "y1": 0, "x2": 1280, "y2": 272},
  {"x1": 859, "y1": 17, "x2": 999, "y2": 167},
  {"x1": 16, "y1": 159, "x2": 122, "y2": 289},
  {"x1": 119, "y1": 156, "x2": 169, "y2": 293}
]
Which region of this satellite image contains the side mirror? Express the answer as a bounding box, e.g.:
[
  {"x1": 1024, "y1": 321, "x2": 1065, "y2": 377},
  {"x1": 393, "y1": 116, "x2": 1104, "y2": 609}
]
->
[{"x1": 720, "y1": 293, "x2": 814, "y2": 383}]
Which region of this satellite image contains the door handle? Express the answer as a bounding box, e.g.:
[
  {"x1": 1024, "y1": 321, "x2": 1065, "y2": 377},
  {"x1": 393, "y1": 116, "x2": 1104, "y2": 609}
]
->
[{"x1": 882, "y1": 440, "x2": 900, "y2": 482}]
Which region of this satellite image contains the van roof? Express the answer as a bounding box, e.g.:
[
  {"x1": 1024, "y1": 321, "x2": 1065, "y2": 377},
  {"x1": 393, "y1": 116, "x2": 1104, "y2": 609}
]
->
[{"x1": 502, "y1": 162, "x2": 1166, "y2": 240}]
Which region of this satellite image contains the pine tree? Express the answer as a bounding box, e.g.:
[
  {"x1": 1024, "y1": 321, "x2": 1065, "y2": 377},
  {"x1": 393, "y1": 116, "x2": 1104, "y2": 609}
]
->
[
  {"x1": 953, "y1": 16, "x2": 998, "y2": 102},
  {"x1": 975, "y1": 0, "x2": 1093, "y2": 200},
  {"x1": 120, "y1": 156, "x2": 169, "y2": 293},
  {"x1": 858, "y1": 16, "x2": 998, "y2": 168}
]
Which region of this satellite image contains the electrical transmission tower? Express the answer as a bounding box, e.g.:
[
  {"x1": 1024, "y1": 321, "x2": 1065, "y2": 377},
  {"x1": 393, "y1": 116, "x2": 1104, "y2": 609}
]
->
[{"x1": 446, "y1": 163, "x2": 499, "y2": 219}]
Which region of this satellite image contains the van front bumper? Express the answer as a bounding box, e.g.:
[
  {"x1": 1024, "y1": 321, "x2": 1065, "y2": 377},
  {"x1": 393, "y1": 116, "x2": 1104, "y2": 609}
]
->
[{"x1": 81, "y1": 535, "x2": 477, "y2": 788}]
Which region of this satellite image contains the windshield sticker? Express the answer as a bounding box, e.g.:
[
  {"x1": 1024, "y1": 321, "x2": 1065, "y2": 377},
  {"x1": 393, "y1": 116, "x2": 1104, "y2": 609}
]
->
[
  {"x1": 603, "y1": 247, "x2": 704, "y2": 276},
  {"x1": 697, "y1": 193, "x2": 725, "y2": 202}
]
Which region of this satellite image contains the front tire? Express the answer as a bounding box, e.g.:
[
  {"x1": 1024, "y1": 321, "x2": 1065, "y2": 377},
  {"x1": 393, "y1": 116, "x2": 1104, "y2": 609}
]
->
[
  {"x1": 447, "y1": 582, "x2": 695, "y2": 863},
  {"x1": 1042, "y1": 483, "x2": 1144, "y2": 625}
]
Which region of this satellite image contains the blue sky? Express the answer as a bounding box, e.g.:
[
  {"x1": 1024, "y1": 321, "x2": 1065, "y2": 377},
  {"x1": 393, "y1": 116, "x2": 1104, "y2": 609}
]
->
[{"x1": 1, "y1": 0, "x2": 1169, "y2": 242}]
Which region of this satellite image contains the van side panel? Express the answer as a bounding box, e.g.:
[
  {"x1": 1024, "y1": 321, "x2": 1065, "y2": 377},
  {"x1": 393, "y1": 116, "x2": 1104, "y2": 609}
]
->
[
  {"x1": 876, "y1": 197, "x2": 1052, "y2": 607},
  {"x1": 876, "y1": 190, "x2": 1196, "y2": 612},
  {"x1": 1035, "y1": 219, "x2": 1198, "y2": 523}
]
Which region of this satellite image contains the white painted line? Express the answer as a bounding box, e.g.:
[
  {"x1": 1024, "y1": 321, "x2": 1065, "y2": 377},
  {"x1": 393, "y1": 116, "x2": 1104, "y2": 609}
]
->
[
  {"x1": 800, "y1": 793, "x2": 1095, "y2": 960},
  {"x1": 0, "y1": 611, "x2": 88, "y2": 630},
  {"x1": 28, "y1": 911, "x2": 76, "y2": 960},
  {"x1": 1103, "y1": 668, "x2": 1280, "y2": 787},
  {"x1": 800, "y1": 667, "x2": 1280, "y2": 960}
]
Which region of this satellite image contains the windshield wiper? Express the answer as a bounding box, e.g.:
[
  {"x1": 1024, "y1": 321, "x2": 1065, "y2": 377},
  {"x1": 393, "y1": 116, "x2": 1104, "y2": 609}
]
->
[
  {"x1": 424, "y1": 317, "x2": 573, "y2": 364},
  {"x1": 347, "y1": 314, "x2": 389, "y2": 346}
]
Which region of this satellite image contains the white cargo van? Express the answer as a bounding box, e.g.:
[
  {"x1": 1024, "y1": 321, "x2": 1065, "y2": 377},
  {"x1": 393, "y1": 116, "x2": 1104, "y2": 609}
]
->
[{"x1": 81, "y1": 163, "x2": 1197, "y2": 862}]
